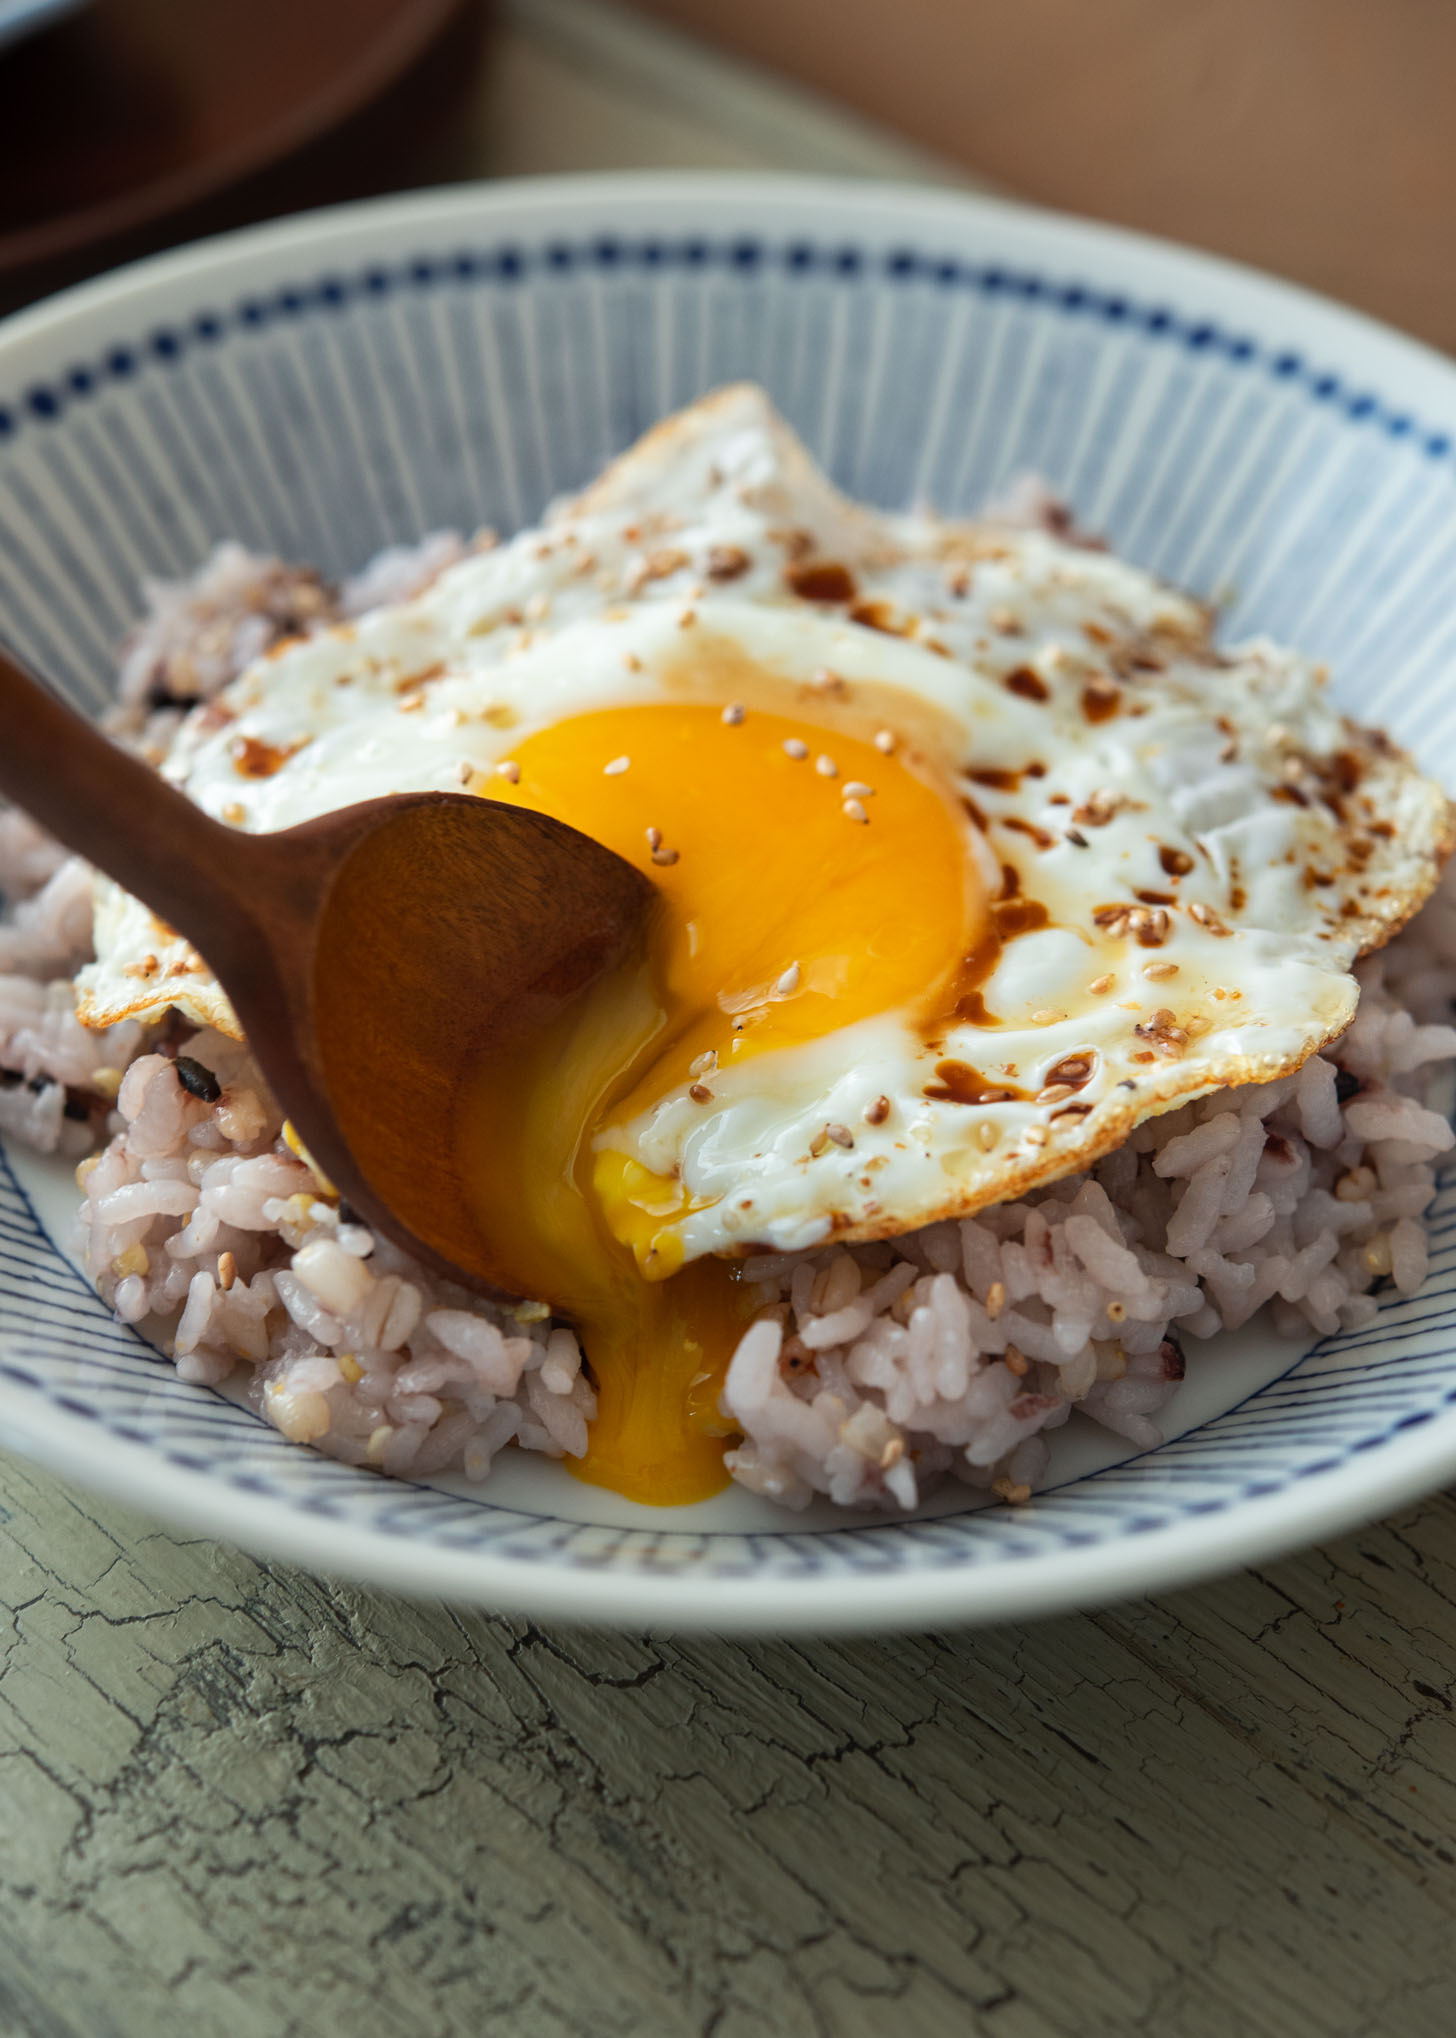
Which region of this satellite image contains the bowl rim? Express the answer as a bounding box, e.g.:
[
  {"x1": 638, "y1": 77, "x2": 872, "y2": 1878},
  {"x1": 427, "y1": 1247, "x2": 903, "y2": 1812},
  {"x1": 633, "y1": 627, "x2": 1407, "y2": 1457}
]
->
[
  {"x1": 7, "y1": 1374, "x2": 1456, "y2": 1632},
  {"x1": 3, "y1": 168, "x2": 1456, "y2": 411},
  {"x1": 4, "y1": 169, "x2": 1456, "y2": 1632}
]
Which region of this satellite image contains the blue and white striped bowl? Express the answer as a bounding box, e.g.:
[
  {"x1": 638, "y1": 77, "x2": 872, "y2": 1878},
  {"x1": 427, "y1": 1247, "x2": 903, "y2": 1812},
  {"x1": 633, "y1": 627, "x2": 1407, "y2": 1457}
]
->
[{"x1": 3, "y1": 174, "x2": 1456, "y2": 1632}]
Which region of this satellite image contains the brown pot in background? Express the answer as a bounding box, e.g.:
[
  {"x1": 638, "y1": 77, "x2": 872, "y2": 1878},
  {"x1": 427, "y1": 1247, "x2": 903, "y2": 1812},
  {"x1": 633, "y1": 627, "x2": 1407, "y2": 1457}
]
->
[
  {"x1": 0, "y1": 0, "x2": 488, "y2": 317},
  {"x1": 640, "y1": 0, "x2": 1456, "y2": 354}
]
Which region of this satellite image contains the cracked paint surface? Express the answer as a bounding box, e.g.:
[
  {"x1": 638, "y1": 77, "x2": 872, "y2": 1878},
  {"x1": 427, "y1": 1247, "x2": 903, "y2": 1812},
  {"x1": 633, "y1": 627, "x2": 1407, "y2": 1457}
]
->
[{"x1": 1, "y1": 1449, "x2": 1454, "y2": 2037}]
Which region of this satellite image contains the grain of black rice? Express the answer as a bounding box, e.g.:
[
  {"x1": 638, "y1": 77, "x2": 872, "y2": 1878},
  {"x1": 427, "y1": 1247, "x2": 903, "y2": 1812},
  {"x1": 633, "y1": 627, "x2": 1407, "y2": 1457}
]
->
[{"x1": 174, "y1": 1055, "x2": 222, "y2": 1103}]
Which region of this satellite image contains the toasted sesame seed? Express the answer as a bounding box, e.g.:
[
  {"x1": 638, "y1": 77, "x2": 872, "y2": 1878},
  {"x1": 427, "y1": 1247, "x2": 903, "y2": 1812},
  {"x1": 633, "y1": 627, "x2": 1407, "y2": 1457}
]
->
[
  {"x1": 645, "y1": 826, "x2": 663, "y2": 850},
  {"x1": 1024, "y1": 1126, "x2": 1049, "y2": 1147},
  {"x1": 1143, "y1": 961, "x2": 1180, "y2": 980},
  {"x1": 1003, "y1": 1342, "x2": 1028, "y2": 1376},
  {"x1": 1065, "y1": 828, "x2": 1088, "y2": 847},
  {"x1": 879, "y1": 1437, "x2": 904, "y2": 1470},
  {"x1": 1031, "y1": 1008, "x2": 1064, "y2": 1025},
  {"x1": 690, "y1": 1050, "x2": 718, "y2": 1078},
  {"x1": 626, "y1": 543, "x2": 677, "y2": 582},
  {"x1": 826, "y1": 1123, "x2": 855, "y2": 1148},
  {"x1": 217, "y1": 1251, "x2": 237, "y2": 1292},
  {"x1": 815, "y1": 754, "x2": 839, "y2": 778},
  {"x1": 495, "y1": 760, "x2": 521, "y2": 783},
  {"x1": 1049, "y1": 1062, "x2": 1094, "y2": 1100},
  {"x1": 1089, "y1": 973, "x2": 1114, "y2": 994},
  {"x1": 985, "y1": 1280, "x2": 1006, "y2": 1319},
  {"x1": 1037, "y1": 1083, "x2": 1074, "y2": 1104},
  {"x1": 977, "y1": 1121, "x2": 1000, "y2": 1152},
  {"x1": 721, "y1": 702, "x2": 746, "y2": 725},
  {"x1": 1074, "y1": 790, "x2": 1120, "y2": 828},
  {"x1": 842, "y1": 798, "x2": 869, "y2": 824},
  {"x1": 651, "y1": 845, "x2": 680, "y2": 866},
  {"x1": 842, "y1": 780, "x2": 875, "y2": 799},
  {"x1": 689, "y1": 1083, "x2": 713, "y2": 1104},
  {"x1": 864, "y1": 1095, "x2": 891, "y2": 1125},
  {"x1": 1151, "y1": 1007, "x2": 1177, "y2": 1028},
  {"x1": 222, "y1": 802, "x2": 247, "y2": 825},
  {"x1": 604, "y1": 755, "x2": 630, "y2": 776},
  {"x1": 774, "y1": 961, "x2": 801, "y2": 996},
  {"x1": 783, "y1": 737, "x2": 809, "y2": 760},
  {"x1": 874, "y1": 729, "x2": 896, "y2": 754},
  {"x1": 705, "y1": 543, "x2": 750, "y2": 581}
]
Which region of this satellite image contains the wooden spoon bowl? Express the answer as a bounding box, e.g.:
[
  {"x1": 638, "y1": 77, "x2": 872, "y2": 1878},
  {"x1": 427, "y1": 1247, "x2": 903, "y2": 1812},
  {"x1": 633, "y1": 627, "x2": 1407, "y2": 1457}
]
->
[{"x1": 0, "y1": 645, "x2": 655, "y2": 1294}]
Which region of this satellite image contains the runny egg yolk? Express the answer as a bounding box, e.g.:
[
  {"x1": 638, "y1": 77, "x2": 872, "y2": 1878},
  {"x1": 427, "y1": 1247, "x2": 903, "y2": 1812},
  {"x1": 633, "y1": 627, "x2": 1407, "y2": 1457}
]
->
[{"x1": 457, "y1": 696, "x2": 985, "y2": 1504}]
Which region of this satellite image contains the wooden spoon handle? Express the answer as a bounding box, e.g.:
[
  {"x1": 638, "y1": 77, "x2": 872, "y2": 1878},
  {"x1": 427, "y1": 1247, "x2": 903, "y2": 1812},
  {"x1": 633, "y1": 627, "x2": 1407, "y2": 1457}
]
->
[{"x1": 0, "y1": 644, "x2": 255, "y2": 952}]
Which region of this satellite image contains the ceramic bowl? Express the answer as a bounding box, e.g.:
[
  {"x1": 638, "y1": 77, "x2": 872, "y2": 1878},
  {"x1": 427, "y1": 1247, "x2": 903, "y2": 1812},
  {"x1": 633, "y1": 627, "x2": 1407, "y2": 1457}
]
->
[{"x1": 3, "y1": 174, "x2": 1455, "y2": 1631}]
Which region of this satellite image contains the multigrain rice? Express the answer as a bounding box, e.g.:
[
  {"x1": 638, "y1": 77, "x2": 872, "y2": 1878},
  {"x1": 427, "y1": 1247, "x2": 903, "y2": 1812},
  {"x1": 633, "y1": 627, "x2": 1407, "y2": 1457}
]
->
[{"x1": 2, "y1": 536, "x2": 1454, "y2": 1509}]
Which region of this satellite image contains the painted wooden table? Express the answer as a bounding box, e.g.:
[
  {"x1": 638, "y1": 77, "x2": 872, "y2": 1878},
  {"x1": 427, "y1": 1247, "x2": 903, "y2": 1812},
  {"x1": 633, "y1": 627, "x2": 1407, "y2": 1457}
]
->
[{"x1": 4, "y1": 7, "x2": 1453, "y2": 2032}]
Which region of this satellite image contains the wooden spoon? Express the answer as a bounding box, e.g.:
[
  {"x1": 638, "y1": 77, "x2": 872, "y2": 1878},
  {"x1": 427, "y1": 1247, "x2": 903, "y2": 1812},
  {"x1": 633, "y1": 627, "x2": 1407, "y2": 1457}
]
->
[{"x1": 0, "y1": 646, "x2": 655, "y2": 1294}]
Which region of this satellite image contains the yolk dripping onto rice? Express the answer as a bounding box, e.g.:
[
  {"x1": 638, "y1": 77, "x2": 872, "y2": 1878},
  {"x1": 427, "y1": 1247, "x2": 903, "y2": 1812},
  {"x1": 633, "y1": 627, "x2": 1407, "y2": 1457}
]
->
[{"x1": 458, "y1": 697, "x2": 986, "y2": 1504}]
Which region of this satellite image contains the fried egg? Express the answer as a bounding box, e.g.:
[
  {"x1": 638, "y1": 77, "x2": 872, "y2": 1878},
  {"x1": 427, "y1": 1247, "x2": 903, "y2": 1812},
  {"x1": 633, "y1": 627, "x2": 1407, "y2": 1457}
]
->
[{"x1": 78, "y1": 386, "x2": 1454, "y2": 1502}]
